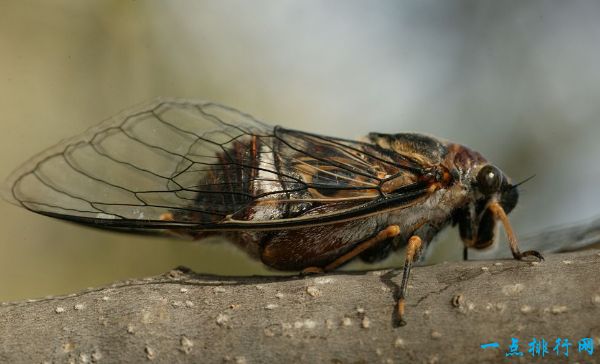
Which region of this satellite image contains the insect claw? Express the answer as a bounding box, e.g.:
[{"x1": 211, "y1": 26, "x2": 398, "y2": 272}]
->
[
  {"x1": 512, "y1": 249, "x2": 544, "y2": 262},
  {"x1": 522, "y1": 250, "x2": 544, "y2": 261}
]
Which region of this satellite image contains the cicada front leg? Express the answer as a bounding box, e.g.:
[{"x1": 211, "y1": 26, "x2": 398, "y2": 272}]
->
[{"x1": 488, "y1": 201, "x2": 544, "y2": 261}]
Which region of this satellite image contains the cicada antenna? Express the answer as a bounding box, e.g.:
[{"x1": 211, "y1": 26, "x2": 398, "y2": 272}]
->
[{"x1": 511, "y1": 174, "x2": 536, "y2": 190}]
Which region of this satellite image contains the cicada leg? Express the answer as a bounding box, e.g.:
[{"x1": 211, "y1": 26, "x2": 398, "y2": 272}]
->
[
  {"x1": 396, "y1": 235, "x2": 423, "y2": 326},
  {"x1": 488, "y1": 201, "x2": 544, "y2": 261},
  {"x1": 300, "y1": 225, "x2": 401, "y2": 275},
  {"x1": 395, "y1": 223, "x2": 440, "y2": 326}
]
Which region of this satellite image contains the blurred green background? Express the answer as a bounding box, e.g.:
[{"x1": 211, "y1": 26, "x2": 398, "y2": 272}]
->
[{"x1": 1, "y1": 1, "x2": 600, "y2": 301}]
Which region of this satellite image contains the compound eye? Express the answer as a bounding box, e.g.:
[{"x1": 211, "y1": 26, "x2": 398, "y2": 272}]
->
[{"x1": 477, "y1": 165, "x2": 503, "y2": 195}]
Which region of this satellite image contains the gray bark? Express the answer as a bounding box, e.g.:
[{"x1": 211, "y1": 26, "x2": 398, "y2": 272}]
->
[{"x1": 1, "y1": 231, "x2": 600, "y2": 363}]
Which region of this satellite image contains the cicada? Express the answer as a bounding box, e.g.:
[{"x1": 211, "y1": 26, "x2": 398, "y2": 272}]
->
[{"x1": 5, "y1": 98, "x2": 542, "y2": 325}]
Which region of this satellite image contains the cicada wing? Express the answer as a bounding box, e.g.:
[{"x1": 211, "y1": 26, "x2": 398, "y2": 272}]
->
[
  {"x1": 6, "y1": 98, "x2": 431, "y2": 232},
  {"x1": 6, "y1": 99, "x2": 269, "y2": 224}
]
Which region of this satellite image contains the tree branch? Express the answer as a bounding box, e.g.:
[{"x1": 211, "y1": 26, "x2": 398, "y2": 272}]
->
[{"x1": 1, "y1": 243, "x2": 600, "y2": 363}]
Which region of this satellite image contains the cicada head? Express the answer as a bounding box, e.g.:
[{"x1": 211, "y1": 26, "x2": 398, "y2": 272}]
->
[{"x1": 452, "y1": 153, "x2": 520, "y2": 251}]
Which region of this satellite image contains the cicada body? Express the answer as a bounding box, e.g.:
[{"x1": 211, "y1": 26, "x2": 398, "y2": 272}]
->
[{"x1": 5, "y1": 98, "x2": 542, "y2": 325}]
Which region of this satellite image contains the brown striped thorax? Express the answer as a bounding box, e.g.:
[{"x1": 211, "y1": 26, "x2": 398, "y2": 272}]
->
[{"x1": 5, "y1": 98, "x2": 542, "y2": 325}]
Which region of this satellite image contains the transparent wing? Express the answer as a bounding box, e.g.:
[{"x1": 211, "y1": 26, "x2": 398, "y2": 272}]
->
[{"x1": 6, "y1": 98, "x2": 430, "y2": 232}]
